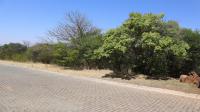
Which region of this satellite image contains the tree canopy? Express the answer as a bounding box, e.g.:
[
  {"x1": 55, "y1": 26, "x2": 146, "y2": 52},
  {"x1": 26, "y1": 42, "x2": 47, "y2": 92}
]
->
[{"x1": 95, "y1": 13, "x2": 190, "y2": 76}]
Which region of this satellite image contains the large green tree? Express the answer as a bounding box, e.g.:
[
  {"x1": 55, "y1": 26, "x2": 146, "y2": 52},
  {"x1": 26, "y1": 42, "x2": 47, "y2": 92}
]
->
[{"x1": 95, "y1": 13, "x2": 189, "y2": 76}]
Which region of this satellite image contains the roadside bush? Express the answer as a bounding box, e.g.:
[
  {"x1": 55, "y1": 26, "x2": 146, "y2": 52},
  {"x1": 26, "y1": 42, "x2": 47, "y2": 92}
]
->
[
  {"x1": 0, "y1": 43, "x2": 27, "y2": 61},
  {"x1": 27, "y1": 43, "x2": 54, "y2": 64},
  {"x1": 53, "y1": 43, "x2": 80, "y2": 67},
  {"x1": 11, "y1": 54, "x2": 28, "y2": 62},
  {"x1": 53, "y1": 32, "x2": 103, "y2": 69}
]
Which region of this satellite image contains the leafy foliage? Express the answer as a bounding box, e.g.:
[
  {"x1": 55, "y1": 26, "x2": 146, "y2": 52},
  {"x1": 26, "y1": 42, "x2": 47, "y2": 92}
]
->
[
  {"x1": 95, "y1": 13, "x2": 190, "y2": 76},
  {"x1": 180, "y1": 29, "x2": 200, "y2": 73},
  {"x1": 0, "y1": 43, "x2": 27, "y2": 61},
  {"x1": 0, "y1": 12, "x2": 200, "y2": 78},
  {"x1": 27, "y1": 44, "x2": 54, "y2": 64}
]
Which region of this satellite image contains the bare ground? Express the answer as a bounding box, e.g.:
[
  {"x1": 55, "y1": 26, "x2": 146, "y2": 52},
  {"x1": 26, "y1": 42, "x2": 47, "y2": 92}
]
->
[{"x1": 0, "y1": 60, "x2": 200, "y2": 94}]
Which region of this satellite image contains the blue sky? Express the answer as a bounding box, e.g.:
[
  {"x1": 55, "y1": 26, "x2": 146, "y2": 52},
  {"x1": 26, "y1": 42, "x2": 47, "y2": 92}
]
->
[{"x1": 0, "y1": 0, "x2": 199, "y2": 44}]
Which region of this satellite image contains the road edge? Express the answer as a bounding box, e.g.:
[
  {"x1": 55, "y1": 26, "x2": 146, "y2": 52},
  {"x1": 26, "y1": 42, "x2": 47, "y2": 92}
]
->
[{"x1": 1, "y1": 61, "x2": 200, "y2": 100}]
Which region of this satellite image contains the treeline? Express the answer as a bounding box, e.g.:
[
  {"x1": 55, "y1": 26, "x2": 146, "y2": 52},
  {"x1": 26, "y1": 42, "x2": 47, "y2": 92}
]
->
[{"x1": 1, "y1": 12, "x2": 200, "y2": 78}]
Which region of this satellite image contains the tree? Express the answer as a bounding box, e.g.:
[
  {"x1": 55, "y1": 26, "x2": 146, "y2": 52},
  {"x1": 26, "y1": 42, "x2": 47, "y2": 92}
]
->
[
  {"x1": 140, "y1": 32, "x2": 189, "y2": 76},
  {"x1": 180, "y1": 29, "x2": 200, "y2": 73},
  {"x1": 165, "y1": 21, "x2": 180, "y2": 38},
  {"x1": 49, "y1": 11, "x2": 97, "y2": 42},
  {"x1": 49, "y1": 11, "x2": 103, "y2": 69},
  {"x1": 95, "y1": 28, "x2": 134, "y2": 74},
  {"x1": 95, "y1": 13, "x2": 189, "y2": 76}
]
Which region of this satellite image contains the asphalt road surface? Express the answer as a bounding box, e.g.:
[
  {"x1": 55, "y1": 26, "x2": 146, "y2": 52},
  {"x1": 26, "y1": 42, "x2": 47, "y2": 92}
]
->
[{"x1": 0, "y1": 64, "x2": 200, "y2": 112}]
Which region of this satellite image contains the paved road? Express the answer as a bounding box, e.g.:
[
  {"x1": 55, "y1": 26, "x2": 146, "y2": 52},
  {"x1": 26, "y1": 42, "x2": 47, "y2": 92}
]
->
[{"x1": 0, "y1": 64, "x2": 200, "y2": 112}]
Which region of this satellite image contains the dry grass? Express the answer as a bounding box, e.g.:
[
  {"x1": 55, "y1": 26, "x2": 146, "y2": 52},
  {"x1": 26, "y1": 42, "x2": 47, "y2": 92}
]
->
[
  {"x1": 0, "y1": 60, "x2": 112, "y2": 78},
  {"x1": 103, "y1": 75, "x2": 200, "y2": 94},
  {"x1": 1, "y1": 60, "x2": 200, "y2": 94}
]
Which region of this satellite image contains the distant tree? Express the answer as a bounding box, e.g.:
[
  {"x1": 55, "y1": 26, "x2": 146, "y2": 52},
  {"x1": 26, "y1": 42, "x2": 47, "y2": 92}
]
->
[
  {"x1": 0, "y1": 43, "x2": 27, "y2": 60},
  {"x1": 49, "y1": 11, "x2": 97, "y2": 42},
  {"x1": 49, "y1": 11, "x2": 103, "y2": 69},
  {"x1": 23, "y1": 41, "x2": 31, "y2": 48}
]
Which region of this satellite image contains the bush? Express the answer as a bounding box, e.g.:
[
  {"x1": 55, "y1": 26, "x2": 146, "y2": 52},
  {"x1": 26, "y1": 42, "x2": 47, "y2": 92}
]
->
[
  {"x1": 53, "y1": 33, "x2": 103, "y2": 69},
  {"x1": 11, "y1": 54, "x2": 28, "y2": 62},
  {"x1": 27, "y1": 43, "x2": 54, "y2": 64},
  {"x1": 0, "y1": 43, "x2": 27, "y2": 61}
]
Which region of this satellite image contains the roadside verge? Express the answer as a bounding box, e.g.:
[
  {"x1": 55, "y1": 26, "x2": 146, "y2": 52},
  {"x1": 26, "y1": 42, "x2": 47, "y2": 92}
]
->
[{"x1": 0, "y1": 60, "x2": 200, "y2": 100}]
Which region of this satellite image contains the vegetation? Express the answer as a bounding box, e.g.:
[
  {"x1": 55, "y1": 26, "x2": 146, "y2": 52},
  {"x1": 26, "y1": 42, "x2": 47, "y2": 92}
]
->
[
  {"x1": 0, "y1": 43, "x2": 28, "y2": 62},
  {"x1": 95, "y1": 13, "x2": 190, "y2": 77},
  {"x1": 0, "y1": 12, "x2": 200, "y2": 78}
]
